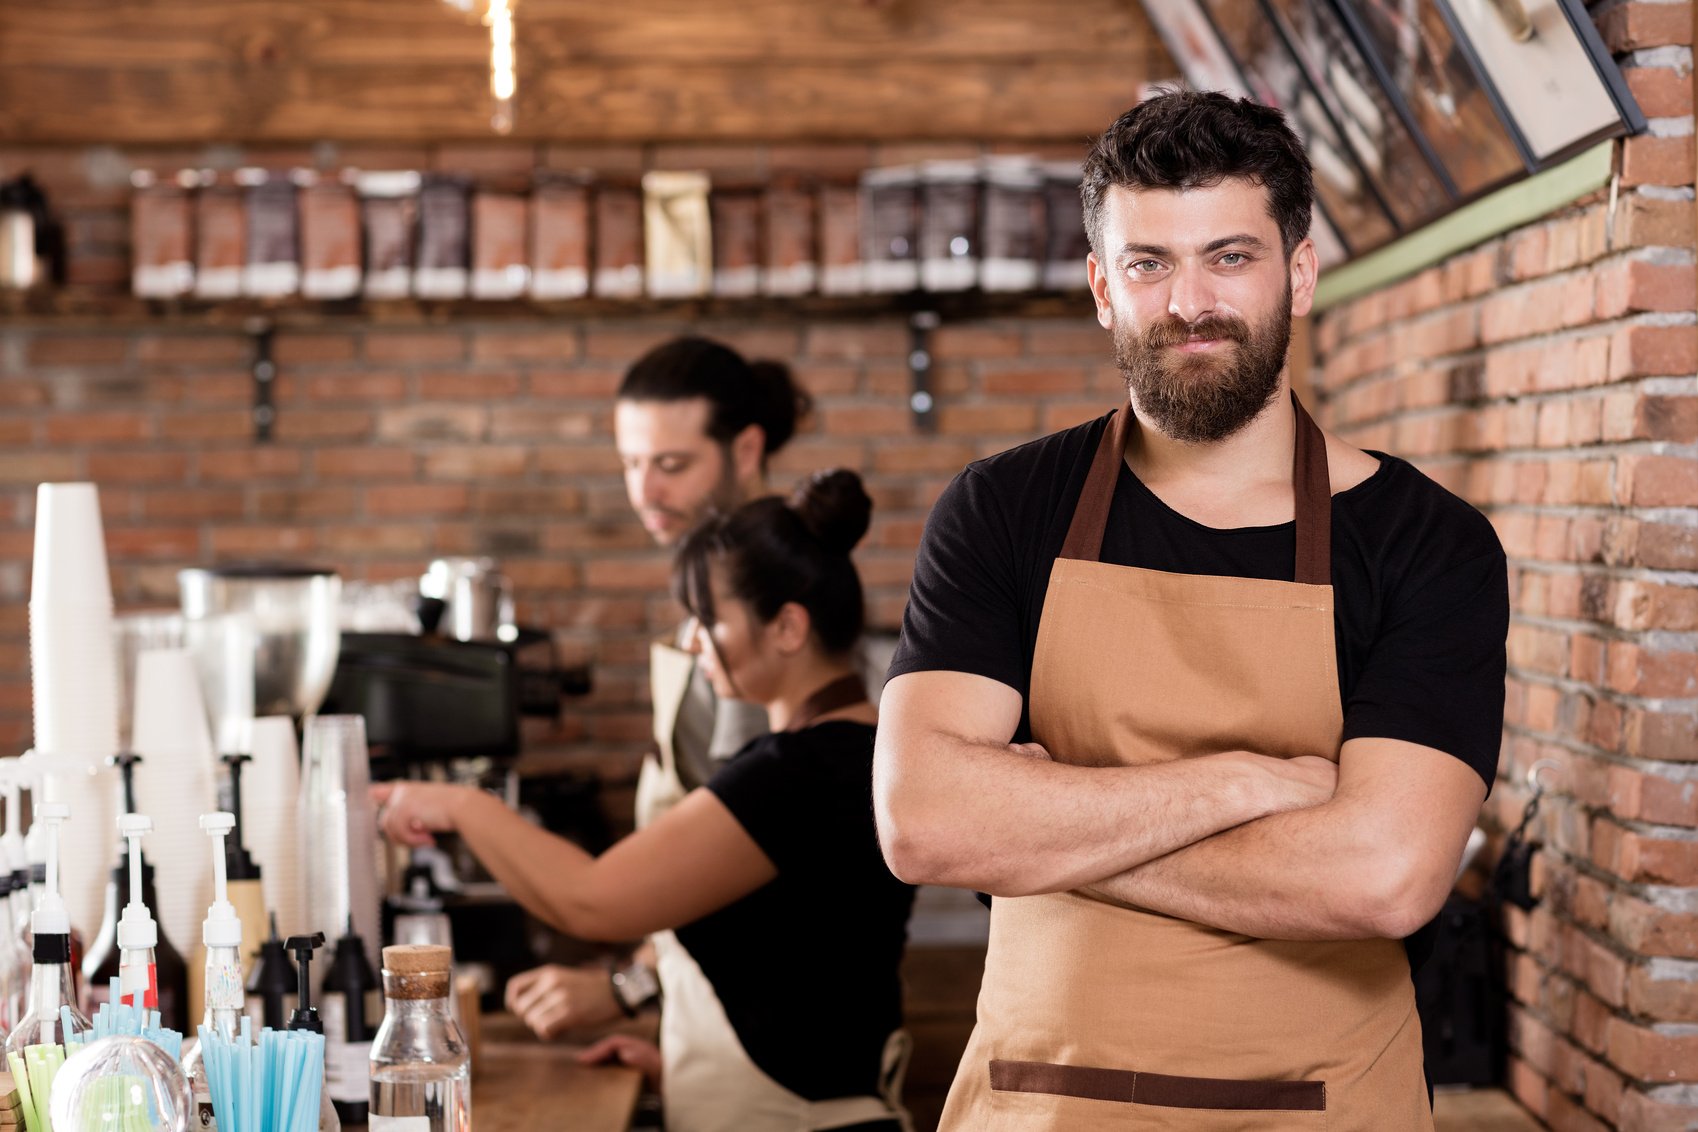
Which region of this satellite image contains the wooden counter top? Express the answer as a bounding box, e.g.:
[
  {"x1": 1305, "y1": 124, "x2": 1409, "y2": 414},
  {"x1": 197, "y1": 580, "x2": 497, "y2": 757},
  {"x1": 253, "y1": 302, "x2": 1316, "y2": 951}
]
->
[{"x1": 351, "y1": 1014, "x2": 649, "y2": 1132}]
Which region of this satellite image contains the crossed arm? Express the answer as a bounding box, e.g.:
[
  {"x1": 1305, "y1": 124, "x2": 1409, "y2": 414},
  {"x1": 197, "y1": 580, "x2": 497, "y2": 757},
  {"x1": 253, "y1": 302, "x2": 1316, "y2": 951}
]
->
[
  {"x1": 370, "y1": 781, "x2": 777, "y2": 942},
  {"x1": 872, "y1": 669, "x2": 1486, "y2": 940}
]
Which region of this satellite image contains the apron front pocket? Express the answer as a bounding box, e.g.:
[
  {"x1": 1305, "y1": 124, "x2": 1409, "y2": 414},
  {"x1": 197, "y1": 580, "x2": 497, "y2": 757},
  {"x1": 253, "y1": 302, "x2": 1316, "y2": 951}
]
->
[{"x1": 989, "y1": 1058, "x2": 1326, "y2": 1112}]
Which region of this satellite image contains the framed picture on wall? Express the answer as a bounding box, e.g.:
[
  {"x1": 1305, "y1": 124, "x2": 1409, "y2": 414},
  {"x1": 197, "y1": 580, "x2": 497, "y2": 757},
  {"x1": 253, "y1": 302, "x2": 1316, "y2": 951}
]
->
[
  {"x1": 1439, "y1": 0, "x2": 1645, "y2": 163},
  {"x1": 1264, "y1": 0, "x2": 1524, "y2": 205},
  {"x1": 1143, "y1": 0, "x2": 1394, "y2": 260},
  {"x1": 1141, "y1": 0, "x2": 1643, "y2": 266}
]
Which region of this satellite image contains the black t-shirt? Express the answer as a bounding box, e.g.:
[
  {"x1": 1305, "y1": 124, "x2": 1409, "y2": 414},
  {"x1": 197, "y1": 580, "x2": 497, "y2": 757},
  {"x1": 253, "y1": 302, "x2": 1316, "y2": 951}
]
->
[
  {"x1": 889, "y1": 411, "x2": 1509, "y2": 786},
  {"x1": 678, "y1": 721, "x2": 916, "y2": 1106}
]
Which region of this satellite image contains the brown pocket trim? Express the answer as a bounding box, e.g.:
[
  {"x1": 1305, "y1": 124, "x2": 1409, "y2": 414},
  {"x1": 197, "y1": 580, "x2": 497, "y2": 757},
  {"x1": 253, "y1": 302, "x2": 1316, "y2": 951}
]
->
[{"x1": 989, "y1": 1059, "x2": 1326, "y2": 1112}]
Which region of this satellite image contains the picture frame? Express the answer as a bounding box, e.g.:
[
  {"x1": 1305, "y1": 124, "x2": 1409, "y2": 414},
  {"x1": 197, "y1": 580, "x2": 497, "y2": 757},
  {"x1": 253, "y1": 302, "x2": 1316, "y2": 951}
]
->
[{"x1": 1140, "y1": 0, "x2": 1644, "y2": 265}]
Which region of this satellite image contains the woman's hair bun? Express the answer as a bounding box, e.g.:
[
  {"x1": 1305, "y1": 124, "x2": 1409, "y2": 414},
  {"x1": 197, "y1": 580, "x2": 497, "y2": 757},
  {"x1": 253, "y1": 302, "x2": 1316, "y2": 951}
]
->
[
  {"x1": 789, "y1": 469, "x2": 871, "y2": 556},
  {"x1": 748, "y1": 359, "x2": 812, "y2": 454}
]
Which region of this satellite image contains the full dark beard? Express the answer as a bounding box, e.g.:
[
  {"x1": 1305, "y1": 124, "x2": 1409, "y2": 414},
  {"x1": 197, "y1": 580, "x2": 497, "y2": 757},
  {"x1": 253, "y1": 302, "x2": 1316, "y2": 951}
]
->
[{"x1": 1113, "y1": 294, "x2": 1292, "y2": 444}]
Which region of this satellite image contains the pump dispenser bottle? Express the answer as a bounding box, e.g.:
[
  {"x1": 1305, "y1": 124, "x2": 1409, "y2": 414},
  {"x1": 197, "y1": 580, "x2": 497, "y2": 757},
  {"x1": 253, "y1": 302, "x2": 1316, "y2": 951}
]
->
[
  {"x1": 183, "y1": 812, "x2": 250, "y2": 1131},
  {"x1": 5, "y1": 803, "x2": 90, "y2": 1055},
  {"x1": 83, "y1": 755, "x2": 188, "y2": 1028},
  {"x1": 286, "y1": 933, "x2": 341, "y2": 1132},
  {"x1": 113, "y1": 814, "x2": 161, "y2": 1013}
]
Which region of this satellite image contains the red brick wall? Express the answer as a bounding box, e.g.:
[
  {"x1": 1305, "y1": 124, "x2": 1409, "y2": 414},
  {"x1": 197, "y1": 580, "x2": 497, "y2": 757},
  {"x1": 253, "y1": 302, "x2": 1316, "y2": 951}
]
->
[
  {"x1": 0, "y1": 136, "x2": 1114, "y2": 789},
  {"x1": 0, "y1": 313, "x2": 1117, "y2": 777},
  {"x1": 1313, "y1": 5, "x2": 1698, "y2": 1126}
]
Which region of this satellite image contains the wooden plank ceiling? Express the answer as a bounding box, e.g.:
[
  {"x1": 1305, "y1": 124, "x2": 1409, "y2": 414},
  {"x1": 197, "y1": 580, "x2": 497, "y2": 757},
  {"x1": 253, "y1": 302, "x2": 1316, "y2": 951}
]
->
[{"x1": 0, "y1": 0, "x2": 1170, "y2": 144}]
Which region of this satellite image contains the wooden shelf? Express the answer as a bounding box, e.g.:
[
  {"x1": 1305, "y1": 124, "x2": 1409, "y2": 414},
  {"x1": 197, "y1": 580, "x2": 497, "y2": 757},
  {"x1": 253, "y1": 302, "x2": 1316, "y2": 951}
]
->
[{"x1": 0, "y1": 287, "x2": 1094, "y2": 329}]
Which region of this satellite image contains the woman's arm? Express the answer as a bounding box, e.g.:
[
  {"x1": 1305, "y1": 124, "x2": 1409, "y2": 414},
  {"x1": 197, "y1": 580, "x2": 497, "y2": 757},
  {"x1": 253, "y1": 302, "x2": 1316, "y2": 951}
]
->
[{"x1": 372, "y1": 782, "x2": 777, "y2": 941}]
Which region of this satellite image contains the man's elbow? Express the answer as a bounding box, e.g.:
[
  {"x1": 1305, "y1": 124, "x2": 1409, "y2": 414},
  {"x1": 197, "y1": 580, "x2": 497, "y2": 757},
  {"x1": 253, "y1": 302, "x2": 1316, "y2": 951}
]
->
[
  {"x1": 1351, "y1": 851, "x2": 1453, "y2": 939},
  {"x1": 876, "y1": 801, "x2": 951, "y2": 887}
]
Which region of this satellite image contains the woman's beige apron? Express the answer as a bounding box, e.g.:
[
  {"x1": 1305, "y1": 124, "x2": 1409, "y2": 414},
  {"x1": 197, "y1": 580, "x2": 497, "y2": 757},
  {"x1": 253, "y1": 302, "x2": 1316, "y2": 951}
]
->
[
  {"x1": 643, "y1": 670, "x2": 916, "y2": 1132},
  {"x1": 633, "y1": 638, "x2": 699, "y2": 831},
  {"x1": 939, "y1": 396, "x2": 1431, "y2": 1132}
]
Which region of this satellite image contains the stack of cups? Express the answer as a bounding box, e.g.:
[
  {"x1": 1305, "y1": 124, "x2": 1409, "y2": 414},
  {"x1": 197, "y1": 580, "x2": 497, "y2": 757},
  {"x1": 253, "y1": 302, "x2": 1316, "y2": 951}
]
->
[
  {"x1": 130, "y1": 649, "x2": 220, "y2": 962},
  {"x1": 299, "y1": 715, "x2": 383, "y2": 977},
  {"x1": 245, "y1": 716, "x2": 305, "y2": 938},
  {"x1": 29, "y1": 484, "x2": 121, "y2": 775},
  {"x1": 30, "y1": 484, "x2": 124, "y2": 937}
]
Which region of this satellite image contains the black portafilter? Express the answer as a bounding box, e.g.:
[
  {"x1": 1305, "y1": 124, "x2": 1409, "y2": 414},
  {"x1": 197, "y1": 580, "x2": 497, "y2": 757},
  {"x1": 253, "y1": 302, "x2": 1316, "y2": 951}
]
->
[
  {"x1": 285, "y1": 932, "x2": 327, "y2": 1034},
  {"x1": 219, "y1": 754, "x2": 262, "y2": 882}
]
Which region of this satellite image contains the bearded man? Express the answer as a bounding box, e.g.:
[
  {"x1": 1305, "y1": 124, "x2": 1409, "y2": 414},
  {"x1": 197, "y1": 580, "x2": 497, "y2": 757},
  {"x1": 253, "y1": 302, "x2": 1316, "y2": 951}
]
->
[{"x1": 873, "y1": 91, "x2": 1509, "y2": 1131}]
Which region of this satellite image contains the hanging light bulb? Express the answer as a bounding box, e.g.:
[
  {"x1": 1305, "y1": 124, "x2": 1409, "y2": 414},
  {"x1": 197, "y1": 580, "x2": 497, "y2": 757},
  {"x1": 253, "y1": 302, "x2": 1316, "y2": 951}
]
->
[{"x1": 487, "y1": 0, "x2": 517, "y2": 135}]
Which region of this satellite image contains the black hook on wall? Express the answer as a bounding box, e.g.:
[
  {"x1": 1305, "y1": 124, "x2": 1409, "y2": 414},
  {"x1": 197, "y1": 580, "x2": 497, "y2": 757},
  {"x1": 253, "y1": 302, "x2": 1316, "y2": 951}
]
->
[
  {"x1": 246, "y1": 317, "x2": 277, "y2": 443},
  {"x1": 907, "y1": 310, "x2": 939, "y2": 434}
]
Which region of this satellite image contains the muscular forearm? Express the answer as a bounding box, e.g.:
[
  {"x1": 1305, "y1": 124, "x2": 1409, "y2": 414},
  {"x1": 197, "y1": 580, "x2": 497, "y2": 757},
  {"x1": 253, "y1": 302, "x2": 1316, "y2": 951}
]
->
[
  {"x1": 875, "y1": 737, "x2": 1320, "y2": 897},
  {"x1": 1085, "y1": 797, "x2": 1429, "y2": 941},
  {"x1": 1085, "y1": 738, "x2": 1486, "y2": 941}
]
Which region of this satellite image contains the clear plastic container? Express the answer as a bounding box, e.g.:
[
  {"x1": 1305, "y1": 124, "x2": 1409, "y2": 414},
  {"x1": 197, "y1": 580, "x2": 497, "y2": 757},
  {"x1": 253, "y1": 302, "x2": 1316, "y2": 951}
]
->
[
  {"x1": 369, "y1": 945, "x2": 469, "y2": 1132},
  {"x1": 50, "y1": 1034, "x2": 193, "y2": 1132}
]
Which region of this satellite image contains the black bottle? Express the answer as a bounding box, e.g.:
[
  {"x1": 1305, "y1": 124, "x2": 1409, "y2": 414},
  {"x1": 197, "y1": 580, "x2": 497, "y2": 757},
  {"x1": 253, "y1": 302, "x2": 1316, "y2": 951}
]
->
[
  {"x1": 245, "y1": 913, "x2": 296, "y2": 1032},
  {"x1": 285, "y1": 933, "x2": 339, "y2": 1132},
  {"x1": 320, "y1": 921, "x2": 379, "y2": 1123}
]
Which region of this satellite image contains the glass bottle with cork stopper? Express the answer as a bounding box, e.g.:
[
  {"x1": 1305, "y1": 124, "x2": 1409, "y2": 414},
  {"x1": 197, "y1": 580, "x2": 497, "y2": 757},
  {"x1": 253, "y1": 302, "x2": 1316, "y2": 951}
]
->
[{"x1": 369, "y1": 944, "x2": 469, "y2": 1132}]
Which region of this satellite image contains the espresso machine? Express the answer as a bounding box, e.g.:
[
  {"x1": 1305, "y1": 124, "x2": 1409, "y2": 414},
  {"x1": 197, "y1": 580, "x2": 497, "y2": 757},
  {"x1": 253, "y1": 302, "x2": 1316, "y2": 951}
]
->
[{"x1": 318, "y1": 558, "x2": 597, "y2": 1005}]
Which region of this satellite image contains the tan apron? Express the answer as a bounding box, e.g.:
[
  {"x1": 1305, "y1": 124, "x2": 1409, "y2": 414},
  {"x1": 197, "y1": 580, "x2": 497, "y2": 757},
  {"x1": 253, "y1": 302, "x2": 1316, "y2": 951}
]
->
[
  {"x1": 939, "y1": 396, "x2": 1431, "y2": 1131},
  {"x1": 636, "y1": 630, "x2": 772, "y2": 831},
  {"x1": 652, "y1": 674, "x2": 916, "y2": 1132},
  {"x1": 634, "y1": 639, "x2": 699, "y2": 831}
]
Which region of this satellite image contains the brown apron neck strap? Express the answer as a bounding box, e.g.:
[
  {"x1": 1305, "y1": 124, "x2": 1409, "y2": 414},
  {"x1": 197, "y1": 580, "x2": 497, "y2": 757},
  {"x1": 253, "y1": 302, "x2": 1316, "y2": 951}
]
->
[
  {"x1": 1059, "y1": 407, "x2": 1136, "y2": 563},
  {"x1": 1058, "y1": 392, "x2": 1333, "y2": 586},
  {"x1": 785, "y1": 673, "x2": 869, "y2": 732},
  {"x1": 1291, "y1": 391, "x2": 1332, "y2": 587}
]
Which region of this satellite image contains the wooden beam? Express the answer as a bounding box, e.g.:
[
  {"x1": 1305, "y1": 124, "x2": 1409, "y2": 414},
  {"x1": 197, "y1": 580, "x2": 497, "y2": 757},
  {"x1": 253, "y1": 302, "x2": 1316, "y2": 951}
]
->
[{"x1": 0, "y1": 0, "x2": 1170, "y2": 144}]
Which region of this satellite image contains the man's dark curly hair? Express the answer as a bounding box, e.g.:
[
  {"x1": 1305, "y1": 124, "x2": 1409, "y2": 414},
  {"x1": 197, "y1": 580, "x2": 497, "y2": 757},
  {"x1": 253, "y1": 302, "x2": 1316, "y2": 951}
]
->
[{"x1": 1081, "y1": 89, "x2": 1314, "y2": 259}]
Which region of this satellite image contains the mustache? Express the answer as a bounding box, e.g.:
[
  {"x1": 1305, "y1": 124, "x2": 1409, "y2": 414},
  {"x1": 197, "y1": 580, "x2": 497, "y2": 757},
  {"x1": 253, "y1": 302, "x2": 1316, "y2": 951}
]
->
[{"x1": 1142, "y1": 314, "x2": 1251, "y2": 349}]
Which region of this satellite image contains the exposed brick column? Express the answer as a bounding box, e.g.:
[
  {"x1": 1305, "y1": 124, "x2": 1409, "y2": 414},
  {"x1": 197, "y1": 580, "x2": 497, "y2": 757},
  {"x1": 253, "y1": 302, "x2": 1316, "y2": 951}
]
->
[{"x1": 1314, "y1": 6, "x2": 1698, "y2": 1125}]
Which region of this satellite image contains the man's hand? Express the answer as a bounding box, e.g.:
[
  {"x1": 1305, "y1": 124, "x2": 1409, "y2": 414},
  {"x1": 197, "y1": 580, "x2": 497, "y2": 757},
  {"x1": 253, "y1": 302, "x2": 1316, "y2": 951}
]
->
[
  {"x1": 505, "y1": 964, "x2": 623, "y2": 1039},
  {"x1": 577, "y1": 1034, "x2": 663, "y2": 1087}
]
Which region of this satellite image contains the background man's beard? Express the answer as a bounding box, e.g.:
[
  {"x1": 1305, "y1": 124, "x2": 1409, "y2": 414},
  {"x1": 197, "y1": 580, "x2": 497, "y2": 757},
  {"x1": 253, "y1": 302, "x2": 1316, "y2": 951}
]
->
[{"x1": 1113, "y1": 299, "x2": 1292, "y2": 443}]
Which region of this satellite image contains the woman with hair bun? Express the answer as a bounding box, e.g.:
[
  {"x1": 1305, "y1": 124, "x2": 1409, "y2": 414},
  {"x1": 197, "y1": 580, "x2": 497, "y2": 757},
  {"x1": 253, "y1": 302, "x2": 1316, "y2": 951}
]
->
[{"x1": 372, "y1": 469, "x2": 917, "y2": 1132}]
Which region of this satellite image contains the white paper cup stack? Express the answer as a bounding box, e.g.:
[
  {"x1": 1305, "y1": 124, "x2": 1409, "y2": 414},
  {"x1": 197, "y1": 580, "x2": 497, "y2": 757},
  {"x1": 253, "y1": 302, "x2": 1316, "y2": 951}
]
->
[
  {"x1": 130, "y1": 648, "x2": 221, "y2": 962},
  {"x1": 29, "y1": 484, "x2": 121, "y2": 775},
  {"x1": 245, "y1": 716, "x2": 304, "y2": 937},
  {"x1": 299, "y1": 715, "x2": 383, "y2": 975}
]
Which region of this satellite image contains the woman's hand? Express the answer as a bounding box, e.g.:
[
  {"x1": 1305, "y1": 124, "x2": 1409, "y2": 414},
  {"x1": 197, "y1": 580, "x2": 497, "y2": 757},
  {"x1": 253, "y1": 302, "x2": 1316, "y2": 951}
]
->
[
  {"x1": 370, "y1": 782, "x2": 477, "y2": 848},
  {"x1": 505, "y1": 964, "x2": 623, "y2": 1039},
  {"x1": 577, "y1": 1034, "x2": 663, "y2": 1087}
]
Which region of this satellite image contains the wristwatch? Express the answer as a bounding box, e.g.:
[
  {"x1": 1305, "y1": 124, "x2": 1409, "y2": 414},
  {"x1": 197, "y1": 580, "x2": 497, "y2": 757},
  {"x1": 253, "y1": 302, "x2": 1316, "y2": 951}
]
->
[{"x1": 609, "y1": 960, "x2": 661, "y2": 1016}]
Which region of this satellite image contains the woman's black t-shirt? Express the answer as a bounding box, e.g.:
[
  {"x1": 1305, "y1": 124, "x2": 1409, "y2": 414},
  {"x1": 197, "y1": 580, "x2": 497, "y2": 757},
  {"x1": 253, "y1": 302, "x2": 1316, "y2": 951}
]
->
[{"x1": 676, "y1": 720, "x2": 916, "y2": 1104}]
